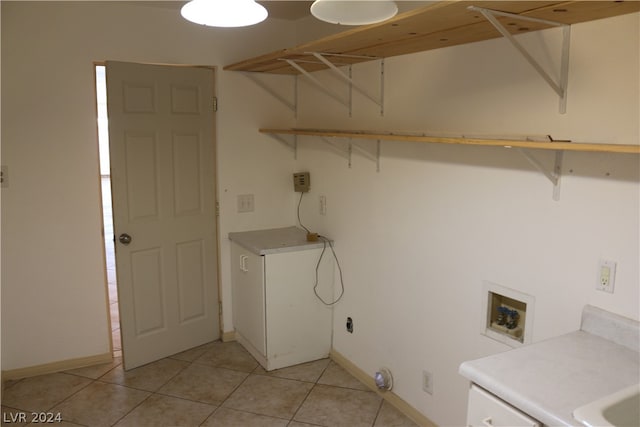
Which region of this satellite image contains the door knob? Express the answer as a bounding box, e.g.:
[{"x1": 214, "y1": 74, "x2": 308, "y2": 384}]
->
[{"x1": 118, "y1": 233, "x2": 132, "y2": 245}]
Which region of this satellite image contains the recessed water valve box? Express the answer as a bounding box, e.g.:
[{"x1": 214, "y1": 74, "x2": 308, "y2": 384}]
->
[{"x1": 482, "y1": 281, "x2": 535, "y2": 348}]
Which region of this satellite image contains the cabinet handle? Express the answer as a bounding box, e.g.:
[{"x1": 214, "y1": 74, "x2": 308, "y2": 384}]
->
[
  {"x1": 239, "y1": 255, "x2": 248, "y2": 272},
  {"x1": 482, "y1": 417, "x2": 492, "y2": 427}
]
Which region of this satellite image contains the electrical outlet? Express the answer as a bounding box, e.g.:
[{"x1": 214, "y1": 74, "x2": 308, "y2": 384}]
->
[
  {"x1": 422, "y1": 370, "x2": 433, "y2": 395},
  {"x1": 596, "y1": 260, "x2": 616, "y2": 293},
  {"x1": 319, "y1": 195, "x2": 327, "y2": 215}
]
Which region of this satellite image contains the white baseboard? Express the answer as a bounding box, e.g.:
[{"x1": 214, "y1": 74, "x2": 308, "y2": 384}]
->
[
  {"x1": 221, "y1": 330, "x2": 236, "y2": 342},
  {"x1": 329, "y1": 349, "x2": 438, "y2": 427},
  {"x1": 2, "y1": 352, "x2": 113, "y2": 382}
]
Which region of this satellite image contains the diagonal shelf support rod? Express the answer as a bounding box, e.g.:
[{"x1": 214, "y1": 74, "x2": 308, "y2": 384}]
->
[
  {"x1": 320, "y1": 137, "x2": 381, "y2": 171},
  {"x1": 351, "y1": 140, "x2": 381, "y2": 172},
  {"x1": 310, "y1": 53, "x2": 385, "y2": 116},
  {"x1": 284, "y1": 59, "x2": 350, "y2": 109},
  {"x1": 515, "y1": 146, "x2": 564, "y2": 201},
  {"x1": 468, "y1": 6, "x2": 571, "y2": 114},
  {"x1": 241, "y1": 72, "x2": 297, "y2": 116},
  {"x1": 266, "y1": 133, "x2": 297, "y2": 159},
  {"x1": 320, "y1": 137, "x2": 351, "y2": 166},
  {"x1": 351, "y1": 141, "x2": 378, "y2": 163}
]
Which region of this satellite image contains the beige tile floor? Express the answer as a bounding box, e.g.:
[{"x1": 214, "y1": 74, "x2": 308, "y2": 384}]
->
[
  {"x1": 2, "y1": 179, "x2": 420, "y2": 426},
  {"x1": 2, "y1": 341, "x2": 419, "y2": 426}
]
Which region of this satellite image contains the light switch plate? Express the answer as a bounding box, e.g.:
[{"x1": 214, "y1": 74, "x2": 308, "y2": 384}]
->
[{"x1": 237, "y1": 194, "x2": 254, "y2": 213}]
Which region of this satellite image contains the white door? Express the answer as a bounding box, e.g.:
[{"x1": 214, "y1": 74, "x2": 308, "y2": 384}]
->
[{"x1": 106, "y1": 61, "x2": 219, "y2": 370}]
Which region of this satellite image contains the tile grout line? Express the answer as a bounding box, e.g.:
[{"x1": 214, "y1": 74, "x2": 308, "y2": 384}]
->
[
  {"x1": 206, "y1": 357, "x2": 328, "y2": 425},
  {"x1": 1, "y1": 378, "x2": 23, "y2": 394},
  {"x1": 370, "y1": 395, "x2": 386, "y2": 427},
  {"x1": 289, "y1": 383, "x2": 317, "y2": 424},
  {"x1": 41, "y1": 373, "x2": 98, "y2": 423},
  {"x1": 59, "y1": 356, "x2": 189, "y2": 426},
  {"x1": 106, "y1": 387, "x2": 153, "y2": 427},
  {"x1": 105, "y1": 357, "x2": 194, "y2": 427},
  {"x1": 288, "y1": 358, "x2": 333, "y2": 425},
  {"x1": 164, "y1": 350, "x2": 259, "y2": 405},
  {"x1": 190, "y1": 350, "x2": 265, "y2": 426},
  {"x1": 4, "y1": 342, "x2": 405, "y2": 427}
]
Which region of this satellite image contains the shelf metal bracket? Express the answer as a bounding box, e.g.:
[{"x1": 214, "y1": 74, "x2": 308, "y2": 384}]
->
[
  {"x1": 320, "y1": 137, "x2": 351, "y2": 166},
  {"x1": 265, "y1": 133, "x2": 297, "y2": 159},
  {"x1": 351, "y1": 140, "x2": 381, "y2": 172},
  {"x1": 281, "y1": 53, "x2": 384, "y2": 116},
  {"x1": 240, "y1": 72, "x2": 298, "y2": 117},
  {"x1": 320, "y1": 137, "x2": 381, "y2": 171},
  {"x1": 283, "y1": 59, "x2": 351, "y2": 110},
  {"x1": 515, "y1": 138, "x2": 564, "y2": 200},
  {"x1": 309, "y1": 53, "x2": 385, "y2": 116},
  {"x1": 468, "y1": 6, "x2": 571, "y2": 114}
]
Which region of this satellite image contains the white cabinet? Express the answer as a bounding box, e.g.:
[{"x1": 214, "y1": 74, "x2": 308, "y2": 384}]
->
[
  {"x1": 231, "y1": 245, "x2": 266, "y2": 356},
  {"x1": 229, "y1": 227, "x2": 334, "y2": 371},
  {"x1": 467, "y1": 385, "x2": 541, "y2": 427}
]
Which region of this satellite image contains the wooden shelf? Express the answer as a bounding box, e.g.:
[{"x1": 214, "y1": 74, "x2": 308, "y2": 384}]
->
[
  {"x1": 259, "y1": 128, "x2": 640, "y2": 154},
  {"x1": 225, "y1": 1, "x2": 640, "y2": 75}
]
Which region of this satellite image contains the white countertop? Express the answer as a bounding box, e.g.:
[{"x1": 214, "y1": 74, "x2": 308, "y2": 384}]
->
[
  {"x1": 459, "y1": 306, "x2": 640, "y2": 426},
  {"x1": 228, "y1": 226, "x2": 330, "y2": 255}
]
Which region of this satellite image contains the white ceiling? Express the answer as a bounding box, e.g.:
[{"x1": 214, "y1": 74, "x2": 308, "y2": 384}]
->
[{"x1": 259, "y1": 1, "x2": 314, "y2": 20}]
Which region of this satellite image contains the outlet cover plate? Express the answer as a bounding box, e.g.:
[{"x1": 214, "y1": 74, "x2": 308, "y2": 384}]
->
[
  {"x1": 422, "y1": 370, "x2": 433, "y2": 395},
  {"x1": 596, "y1": 260, "x2": 616, "y2": 293}
]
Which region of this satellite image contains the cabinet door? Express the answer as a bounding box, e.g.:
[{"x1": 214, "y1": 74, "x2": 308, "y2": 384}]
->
[
  {"x1": 264, "y1": 248, "x2": 333, "y2": 368},
  {"x1": 467, "y1": 385, "x2": 540, "y2": 427},
  {"x1": 230, "y1": 243, "x2": 266, "y2": 356}
]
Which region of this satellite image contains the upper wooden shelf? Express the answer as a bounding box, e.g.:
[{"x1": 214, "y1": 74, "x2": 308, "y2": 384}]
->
[
  {"x1": 224, "y1": 1, "x2": 640, "y2": 74},
  {"x1": 259, "y1": 128, "x2": 640, "y2": 154}
]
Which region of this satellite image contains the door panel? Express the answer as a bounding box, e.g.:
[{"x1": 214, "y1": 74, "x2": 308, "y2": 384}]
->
[
  {"x1": 172, "y1": 133, "x2": 202, "y2": 216},
  {"x1": 171, "y1": 85, "x2": 201, "y2": 114},
  {"x1": 130, "y1": 248, "x2": 165, "y2": 335},
  {"x1": 176, "y1": 239, "x2": 207, "y2": 323},
  {"x1": 123, "y1": 82, "x2": 156, "y2": 113},
  {"x1": 107, "y1": 61, "x2": 219, "y2": 370},
  {"x1": 125, "y1": 132, "x2": 159, "y2": 221}
]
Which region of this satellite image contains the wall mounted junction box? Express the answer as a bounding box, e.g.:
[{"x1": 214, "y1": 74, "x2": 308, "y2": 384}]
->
[{"x1": 293, "y1": 172, "x2": 310, "y2": 192}]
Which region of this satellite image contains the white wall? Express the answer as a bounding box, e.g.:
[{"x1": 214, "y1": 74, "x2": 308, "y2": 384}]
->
[
  {"x1": 1, "y1": 1, "x2": 297, "y2": 371},
  {"x1": 2, "y1": 3, "x2": 639, "y2": 426},
  {"x1": 290, "y1": 13, "x2": 639, "y2": 426}
]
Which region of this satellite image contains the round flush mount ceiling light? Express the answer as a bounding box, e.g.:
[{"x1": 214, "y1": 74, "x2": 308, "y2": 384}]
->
[
  {"x1": 310, "y1": 0, "x2": 398, "y2": 26},
  {"x1": 181, "y1": 0, "x2": 268, "y2": 28}
]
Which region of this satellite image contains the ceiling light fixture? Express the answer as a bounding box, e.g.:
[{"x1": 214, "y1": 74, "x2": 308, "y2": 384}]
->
[
  {"x1": 310, "y1": 0, "x2": 398, "y2": 26},
  {"x1": 181, "y1": 0, "x2": 268, "y2": 28}
]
